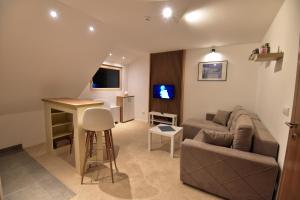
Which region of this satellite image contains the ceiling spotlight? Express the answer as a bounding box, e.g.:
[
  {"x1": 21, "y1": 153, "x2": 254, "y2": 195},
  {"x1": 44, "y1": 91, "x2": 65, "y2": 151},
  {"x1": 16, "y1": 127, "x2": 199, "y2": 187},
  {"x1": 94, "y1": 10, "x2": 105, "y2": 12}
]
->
[
  {"x1": 162, "y1": 7, "x2": 173, "y2": 19},
  {"x1": 184, "y1": 10, "x2": 201, "y2": 23},
  {"x1": 109, "y1": 53, "x2": 112, "y2": 56},
  {"x1": 89, "y1": 26, "x2": 95, "y2": 32},
  {"x1": 49, "y1": 10, "x2": 58, "y2": 19},
  {"x1": 122, "y1": 56, "x2": 126, "y2": 60}
]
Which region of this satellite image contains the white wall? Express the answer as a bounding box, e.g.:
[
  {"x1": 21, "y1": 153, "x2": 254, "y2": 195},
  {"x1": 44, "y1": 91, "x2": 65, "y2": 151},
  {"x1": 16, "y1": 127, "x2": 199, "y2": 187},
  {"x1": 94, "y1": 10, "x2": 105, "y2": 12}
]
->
[
  {"x1": 0, "y1": 0, "x2": 116, "y2": 149},
  {"x1": 0, "y1": 111, "x2": 45, "y2": 149},
  {"x1": 183, "y1": 43, "x2": 260, "y2": 121},
  {"x1": 127, "y1": 55, "x2": 150, "y2": 121},
  {"x1": 79, "y1": 66, "x2": 128, "y2": 106},
  {"x1": 255, "y1": 0, "x2": 300, "y2": 167}
]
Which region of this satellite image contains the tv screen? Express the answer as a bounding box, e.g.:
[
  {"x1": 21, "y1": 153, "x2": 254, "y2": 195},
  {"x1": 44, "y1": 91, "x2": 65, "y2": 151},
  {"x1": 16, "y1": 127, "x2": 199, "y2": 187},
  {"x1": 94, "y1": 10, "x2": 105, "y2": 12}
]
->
[{"x1": 153, "y1": 84, "x2": 175, "y2": 100}]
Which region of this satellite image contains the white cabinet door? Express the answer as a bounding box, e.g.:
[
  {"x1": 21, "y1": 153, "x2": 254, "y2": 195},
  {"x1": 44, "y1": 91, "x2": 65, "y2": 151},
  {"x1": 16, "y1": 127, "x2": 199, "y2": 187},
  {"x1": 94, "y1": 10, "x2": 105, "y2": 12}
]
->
[{"x1": 123, "y1": 97, "x2": 134, "y2": 121}]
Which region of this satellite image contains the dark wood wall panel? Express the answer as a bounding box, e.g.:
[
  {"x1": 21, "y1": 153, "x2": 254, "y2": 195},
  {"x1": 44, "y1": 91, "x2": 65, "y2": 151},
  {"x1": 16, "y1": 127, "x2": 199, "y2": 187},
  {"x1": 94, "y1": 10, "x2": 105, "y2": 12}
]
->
[{"x1": 149, "y1": 50, "x2": 184, "y2": 123}]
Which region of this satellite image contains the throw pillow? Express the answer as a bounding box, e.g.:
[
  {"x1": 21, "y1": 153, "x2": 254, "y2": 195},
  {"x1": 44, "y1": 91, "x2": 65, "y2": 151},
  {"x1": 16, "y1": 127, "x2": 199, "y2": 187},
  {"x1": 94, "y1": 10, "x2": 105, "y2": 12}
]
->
[
  {"x1": 202, "y1": 129, "x2": 234, "y2": 147},
  {"x1": 213, "y1": 110, "x2": 231, "y2": 126},
  {"x1": 232, "y1": 125, "x2": 254, "y2": 152}
]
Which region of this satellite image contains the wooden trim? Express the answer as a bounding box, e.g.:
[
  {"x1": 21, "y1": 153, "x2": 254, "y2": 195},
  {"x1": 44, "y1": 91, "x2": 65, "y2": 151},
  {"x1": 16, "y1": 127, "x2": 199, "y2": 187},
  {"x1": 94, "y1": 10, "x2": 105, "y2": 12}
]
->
[{"x1": 149, "y1": 50, "x2": 184, "y2": 124}]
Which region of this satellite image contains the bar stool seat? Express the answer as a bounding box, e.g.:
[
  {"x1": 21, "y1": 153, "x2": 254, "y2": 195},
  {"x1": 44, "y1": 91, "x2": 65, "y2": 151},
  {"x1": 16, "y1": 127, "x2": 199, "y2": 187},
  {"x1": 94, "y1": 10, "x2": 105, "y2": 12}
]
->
[{"x1": 81, "y1": 108, "x2": 118, "y2": 184}]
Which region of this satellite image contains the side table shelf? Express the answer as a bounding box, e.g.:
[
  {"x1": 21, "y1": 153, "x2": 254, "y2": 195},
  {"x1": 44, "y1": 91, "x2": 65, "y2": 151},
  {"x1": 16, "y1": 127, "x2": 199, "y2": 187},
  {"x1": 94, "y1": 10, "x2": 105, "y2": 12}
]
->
[{"x1": 149, "y1": 111, "x2": 177, "y2": 126}]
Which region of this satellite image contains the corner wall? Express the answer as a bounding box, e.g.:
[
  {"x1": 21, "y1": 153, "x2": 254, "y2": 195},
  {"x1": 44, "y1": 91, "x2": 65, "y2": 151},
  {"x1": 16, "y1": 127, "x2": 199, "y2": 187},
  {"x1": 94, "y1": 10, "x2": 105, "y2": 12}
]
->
[
  {"x1": 255, "y1": 0, "x2": 300, "y2": 167},
  {"x1": 127, "y1": 55, "x2": 150, "y2": 122},
  {"x1": 0, "y1": 111, "x2": 45, "y2": 148}
]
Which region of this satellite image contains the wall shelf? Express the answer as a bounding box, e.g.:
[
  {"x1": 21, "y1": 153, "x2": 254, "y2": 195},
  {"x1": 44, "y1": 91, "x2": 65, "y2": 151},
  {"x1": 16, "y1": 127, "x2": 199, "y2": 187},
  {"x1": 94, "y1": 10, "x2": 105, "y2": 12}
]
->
[{"x1": 249, "y1": 52, "x2": 284, "y2": 62}]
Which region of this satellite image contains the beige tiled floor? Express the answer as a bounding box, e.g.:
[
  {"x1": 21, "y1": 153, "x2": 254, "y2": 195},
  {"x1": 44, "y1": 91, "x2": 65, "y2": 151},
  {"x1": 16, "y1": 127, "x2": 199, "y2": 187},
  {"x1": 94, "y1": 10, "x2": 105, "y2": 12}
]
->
[{"x1": 26, "y1": 121, "x2": 222, "y2": 200}]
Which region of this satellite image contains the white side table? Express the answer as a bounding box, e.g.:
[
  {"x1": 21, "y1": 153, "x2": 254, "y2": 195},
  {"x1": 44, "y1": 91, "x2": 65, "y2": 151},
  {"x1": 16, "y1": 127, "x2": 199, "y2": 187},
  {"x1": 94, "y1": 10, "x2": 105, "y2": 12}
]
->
[{"x1": 148, "y1": 124, "x2": 183, "y2": 158}]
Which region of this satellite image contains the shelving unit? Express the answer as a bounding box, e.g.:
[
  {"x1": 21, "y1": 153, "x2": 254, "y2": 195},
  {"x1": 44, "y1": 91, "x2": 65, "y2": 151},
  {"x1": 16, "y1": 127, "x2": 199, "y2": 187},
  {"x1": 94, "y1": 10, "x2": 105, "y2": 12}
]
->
[
  {"x1": 50, "y1": 108, "x2": 73, "y2": 149},
  {"x1": 149, "y1": 111, "x2": 177, "y2": 126},
  {"x1": 249, "y1": 52, "x2": 284, "y2": 62}
]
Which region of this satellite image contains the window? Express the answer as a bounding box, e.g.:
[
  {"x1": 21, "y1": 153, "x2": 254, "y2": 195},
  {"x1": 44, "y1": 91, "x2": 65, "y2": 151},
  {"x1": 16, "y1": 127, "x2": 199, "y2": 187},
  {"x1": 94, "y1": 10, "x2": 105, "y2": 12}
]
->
[{"x1": 91, "y1": 65, "x2": 121, "y2": 89}]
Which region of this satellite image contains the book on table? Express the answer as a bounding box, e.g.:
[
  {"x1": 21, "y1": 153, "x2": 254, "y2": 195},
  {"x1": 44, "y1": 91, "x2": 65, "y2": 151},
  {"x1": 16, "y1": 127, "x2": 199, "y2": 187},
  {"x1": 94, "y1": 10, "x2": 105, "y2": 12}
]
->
[{"x1": 158, "y1": 125, "x2": 175, "y2": 132}]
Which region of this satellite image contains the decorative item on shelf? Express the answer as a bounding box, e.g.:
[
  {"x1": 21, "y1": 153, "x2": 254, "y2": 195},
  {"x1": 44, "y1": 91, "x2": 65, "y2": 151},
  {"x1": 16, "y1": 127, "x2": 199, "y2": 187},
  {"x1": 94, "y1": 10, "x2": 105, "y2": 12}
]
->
[
  {"x1": 124, "y1": 91, "x2": 128, "y2": 96},
  {"x1": 198, "y1": 60, "x2": 228, "y2": 81},
  {"x1": 259, "y1": 43, "x2": 268, "y2": 54},
  {"x1": 249, "y1": 43, "x2": 284, "y2": 62},
  {"x1": 266, "y1": 43, "x2": 271, "y2": 53}
]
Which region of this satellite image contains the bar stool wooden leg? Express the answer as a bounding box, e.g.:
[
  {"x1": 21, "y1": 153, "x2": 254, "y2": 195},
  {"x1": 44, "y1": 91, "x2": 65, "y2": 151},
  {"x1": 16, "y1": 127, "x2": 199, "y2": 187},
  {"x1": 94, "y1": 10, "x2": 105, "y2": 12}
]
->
[
  {"x1": 81, "y1": 131, "x2": 91, "y2": 184},
  {"x1": 105, "y1": 130, "x2": 114, "y2": 183},
  {"x1": 109, "y1": 129, "x2": 118, "y2": 172},
  {"x1": 89, "y1": 132, "x2": 94, "y2": 158}
]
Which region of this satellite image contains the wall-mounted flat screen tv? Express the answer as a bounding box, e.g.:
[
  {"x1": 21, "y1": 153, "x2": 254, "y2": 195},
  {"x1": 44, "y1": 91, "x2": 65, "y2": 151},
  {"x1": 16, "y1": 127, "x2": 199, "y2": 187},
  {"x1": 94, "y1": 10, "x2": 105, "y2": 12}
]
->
[{"x1": 153, "y1": 84, "x2": 175, "y2": 100}]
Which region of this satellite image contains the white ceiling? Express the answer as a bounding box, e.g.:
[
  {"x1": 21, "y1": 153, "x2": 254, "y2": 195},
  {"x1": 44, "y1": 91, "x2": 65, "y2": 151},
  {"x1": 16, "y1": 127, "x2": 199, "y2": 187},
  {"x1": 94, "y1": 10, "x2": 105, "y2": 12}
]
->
[{"x1": 58, "y1": 0, "x2": 284, "y2": 61}]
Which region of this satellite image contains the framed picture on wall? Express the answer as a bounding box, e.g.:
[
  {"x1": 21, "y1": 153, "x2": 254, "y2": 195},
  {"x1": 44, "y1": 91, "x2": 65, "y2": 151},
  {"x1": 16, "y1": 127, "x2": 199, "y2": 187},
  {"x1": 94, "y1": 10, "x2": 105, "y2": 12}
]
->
[{"x1": 198, "y1": 60, "x2": 228, "y2": 81}]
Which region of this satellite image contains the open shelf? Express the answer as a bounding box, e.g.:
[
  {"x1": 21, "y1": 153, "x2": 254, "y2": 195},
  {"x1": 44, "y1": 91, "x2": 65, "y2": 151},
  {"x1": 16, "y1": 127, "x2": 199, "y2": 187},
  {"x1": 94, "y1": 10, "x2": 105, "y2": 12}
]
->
[
  {"x1": 51, "y1": 108, "x2": 73, "y2": 149},
  {"x1": 52, "y1": 122, "x2": 73, "y2": 128},
  {"x1": 53, "y1": 131, "x2": 73, "y2": 139},
  {"x1": 249, "y1": 53, "x2": 284, "y2": 62},
  {"x1": 152, "y1": 119, "x2": 173, "y2": 125}
]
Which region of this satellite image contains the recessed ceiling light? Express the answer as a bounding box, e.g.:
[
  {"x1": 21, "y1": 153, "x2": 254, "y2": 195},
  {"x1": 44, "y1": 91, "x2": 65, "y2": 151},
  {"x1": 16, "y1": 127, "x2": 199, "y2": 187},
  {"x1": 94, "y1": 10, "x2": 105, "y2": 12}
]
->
[
  {"x1": 89, "y1": 26, "x2": 95, "y2": 32},
  {"x1": 184, "y1": 10, "x2": 201, "y2": 23},
  {"x1": 109, "y1": 53, "x2": 112, "y2": 56},
  {"x1": 162, "y1": 7, "x2": 173, "y2": 19},
  {"x1": 49, "y1": 10, "x2": 58, "y2": 19},
  {"x1": 122, "y1": 56, "x2": 126, "y2": 60}
]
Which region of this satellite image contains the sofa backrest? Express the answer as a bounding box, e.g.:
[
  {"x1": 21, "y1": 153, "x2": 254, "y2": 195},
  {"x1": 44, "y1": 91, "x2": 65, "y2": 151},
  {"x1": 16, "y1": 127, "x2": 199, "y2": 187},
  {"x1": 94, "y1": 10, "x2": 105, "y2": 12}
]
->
[
  {"x1": 228, "y1": 106, "x2": 279, "y2": 159},
  {"x1": 251, "y1": 118, "x2": 279, "y2": 159}
]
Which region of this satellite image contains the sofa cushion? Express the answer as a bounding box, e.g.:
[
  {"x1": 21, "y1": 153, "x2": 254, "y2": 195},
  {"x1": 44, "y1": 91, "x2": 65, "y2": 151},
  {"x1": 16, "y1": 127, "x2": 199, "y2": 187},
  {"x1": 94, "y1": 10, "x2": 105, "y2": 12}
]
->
[
  {"x1": 213, "y1": 110, "x2": 231, "y2": 126},
  {"x1": 232, "y1": 115, "x2": 254, "y2": 152},
  {"x1": 201, "y1": 129, "x2": 233, "y2": 147}
]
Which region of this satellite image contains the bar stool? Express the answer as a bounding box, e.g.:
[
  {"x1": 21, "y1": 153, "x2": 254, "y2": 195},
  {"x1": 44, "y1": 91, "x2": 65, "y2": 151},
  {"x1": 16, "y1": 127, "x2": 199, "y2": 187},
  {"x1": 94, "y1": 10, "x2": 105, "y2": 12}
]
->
[{"x1": 81, "y1": 108, "x2": 118, "y2": 184}]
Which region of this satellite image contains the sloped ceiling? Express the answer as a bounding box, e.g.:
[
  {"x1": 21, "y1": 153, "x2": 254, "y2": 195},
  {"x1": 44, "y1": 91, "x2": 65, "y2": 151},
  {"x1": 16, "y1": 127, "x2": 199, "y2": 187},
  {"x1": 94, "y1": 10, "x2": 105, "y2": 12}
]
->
[
  {"x1": 0, "y1": 0, "x2": 118, "y2": 114},
  {"x1": 58, "y1": 0, "x2": 284, "y2": 53}
]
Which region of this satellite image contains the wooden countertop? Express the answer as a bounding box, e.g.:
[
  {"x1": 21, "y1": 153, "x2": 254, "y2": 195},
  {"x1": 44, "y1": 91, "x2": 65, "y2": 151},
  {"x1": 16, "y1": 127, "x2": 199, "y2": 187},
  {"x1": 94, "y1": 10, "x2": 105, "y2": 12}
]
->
[{"x1": 42, "y1": 98, "x2": 104, "y2": 108}]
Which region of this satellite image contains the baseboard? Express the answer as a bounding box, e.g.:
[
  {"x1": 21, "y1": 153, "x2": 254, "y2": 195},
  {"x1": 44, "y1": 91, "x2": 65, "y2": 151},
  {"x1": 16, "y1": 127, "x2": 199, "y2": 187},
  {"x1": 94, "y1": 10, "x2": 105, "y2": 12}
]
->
[{"x1": 0, "y1": 144, "x2": 23, "y2": 155}]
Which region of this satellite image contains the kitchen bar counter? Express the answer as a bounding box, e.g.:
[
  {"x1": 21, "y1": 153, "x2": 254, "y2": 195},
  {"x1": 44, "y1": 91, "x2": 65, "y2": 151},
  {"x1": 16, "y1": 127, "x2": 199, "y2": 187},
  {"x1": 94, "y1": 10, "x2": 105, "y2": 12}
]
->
[{"x1": 42, "y1": 98, "x2": 104, "y2": 174}]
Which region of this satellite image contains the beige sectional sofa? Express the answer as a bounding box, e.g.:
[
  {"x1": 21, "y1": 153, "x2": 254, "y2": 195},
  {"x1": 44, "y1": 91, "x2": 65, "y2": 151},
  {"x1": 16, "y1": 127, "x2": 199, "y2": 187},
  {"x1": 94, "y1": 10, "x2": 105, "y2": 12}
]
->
[{"x1": 180, "y1": 106, "x2": 279, "y2": 200}]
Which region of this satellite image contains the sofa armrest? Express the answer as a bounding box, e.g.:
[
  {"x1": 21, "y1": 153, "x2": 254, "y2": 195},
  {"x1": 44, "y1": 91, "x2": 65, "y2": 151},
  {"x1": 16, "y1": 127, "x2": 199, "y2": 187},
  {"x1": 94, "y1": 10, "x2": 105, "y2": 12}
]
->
[
  {"x1": 206, "y1": 113, "x2": 215, "y2": 121},
  {"x1": 180, "y1": 139, "x2": 279, "y2": 200}
]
